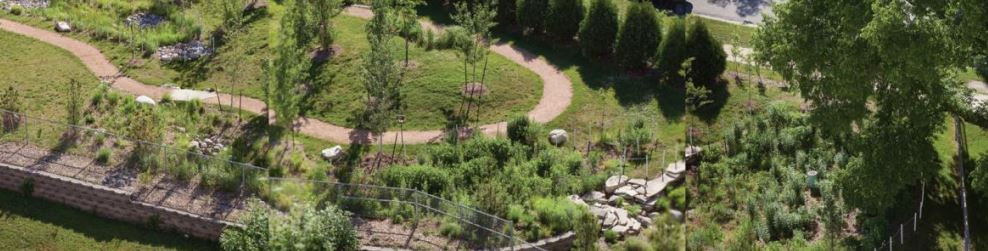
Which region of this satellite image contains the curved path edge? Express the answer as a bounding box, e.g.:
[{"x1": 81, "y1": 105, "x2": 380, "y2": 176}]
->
[{"x1": 0, "y1": 7, "x2": 572, "y2": 144}]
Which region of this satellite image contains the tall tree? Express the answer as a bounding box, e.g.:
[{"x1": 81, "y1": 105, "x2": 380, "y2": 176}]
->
[
  {"x1": 545, "y1": 0, "x2": 584, "y2": 40},
  {"x1": 310, "y1": 0, "x2": 344, "y2": 52},
  {"x1": 685, "y1": 17, "x2": 727, "y2": 87},
  {"x1": 578, "y1": 0, "x2": 619, "y2": 58},
  {"x1": 452, "y1": 0, "x2": 498, "y2": 124},
  {"x1": 755, "y1": 0, "x2": 984, "y2": 216},
  {"x1": 615, "y1": 1, "x2": 661, "y2": 70},
  {"x1": 655, "y1": 17, "x2": 686, "y2": 83},
  {"x1": 267, "y1": 0, "x2": 310, "y2": 142},
  {"x1": 392, "y1": 0, "x2": 423, "y2": 67},
  {"x1": 516, "y1": 0, "x2": 548, "y2": 34},
  {"x1": 362, "y1": 0, "x2": 402, "y2": 141}
]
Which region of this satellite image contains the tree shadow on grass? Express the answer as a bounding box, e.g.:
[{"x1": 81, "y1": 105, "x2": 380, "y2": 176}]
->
[{"x1": 0, "y1": 189, "x2": 218, "y2": 250}]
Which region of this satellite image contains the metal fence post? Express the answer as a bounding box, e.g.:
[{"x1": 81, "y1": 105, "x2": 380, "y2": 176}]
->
[
  {"x1": 900, "y1": 224, "x2": 903, "y2": 244},
  {"x1": 913, "y1": 213, "x2": 917, "y2": 231}
]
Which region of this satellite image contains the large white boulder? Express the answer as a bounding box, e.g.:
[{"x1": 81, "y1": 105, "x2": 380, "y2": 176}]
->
[
  {"x1": 669, "y1": 209, "x2": 684, "y2": 222},
  {"x1": 604, "y1": 175, "x2": 629, "y2": 193},
  {"x1": 567, "y1": 194, "x2": 587, "y2": 206},
  {"x1": 135, "y1": 95, "x2": 157, "y2": 106},
  {"x1": 548, "y1": 129, "x2": 568, "y2": 146},
  {"x1": 321, "y1": 145, "x2": 344, "y2": 160},
  {"x1": 55, "y1": 21, "x2": 72, "y2": 32}
]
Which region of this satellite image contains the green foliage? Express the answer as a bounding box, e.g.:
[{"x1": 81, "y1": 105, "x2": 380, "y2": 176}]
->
[
  {"x1": 516, "y1": 0, "x2": 549, "y2": 33},
  {"x1": 10, "y1": 5, "x2": 23, "y2": 15},
  {"x1": 976, "y1": 56, "x2": 988, "y2": 80},
  {"x1": 656, "y1": 18, "x2": 687, "y2": 81},
  {"x1": 126, "y1": 105, "x2": 163, "y2": 156},
  {"x1": 603, "y1": 229, "x2": 620, "y2": 243},
  {"x1": 267, "y1": 0, "x2": 310, "y2": 135},
  {"x1": 572, "y1": 207, "x2": 599, "y2": 251},
  {"x1": 615, "y1": 1, "x2": 661, "y2": 69},
  {"x1": 310, "y1": 0, "x2": 345, "y2": 50},
  {"x1": 438, "y1": 220, "x2": 464, "y2": 239},
  {"x1": 578, "y1": 0, "x2": 619, "y2": 58},
  {"x1": 1, "y1": 86, "x2": 23, "y2": 132},
  {"x1": 529, "y1": 196, "x2": 581, "y2": 235},
  {"x1": 65, "y1": 79, "x2": 83, "y2": 127},
  {"x1": 360, "y1": 0, "x2": 402, "y2": 135},
  {"x1": 40, "y1": 1, "x2": 201, "y2": 51},
  {"x1": 496, "y1": 0, "x2": 517, "y2": 27},
  {"x1": 376, "y1": 164, "x2": 452, "y2": 194},
  {"x1": 685, "y1": 17, "x2": 727, "y2": 87},
  {"x1": 221, "y1": 201, "x2": 358, "y2": 251},
  {"x1": 545, "y1": 0, "x2": 584, "y2": 40},
  {"x1": 507, "y1": 115, "x2": 540, "y2": 145},
  {"x1": 687, "y1": 225, "x2": 723, "y2": 250},
  {"x1": 95, "y1": 148, "x2": 112, "y2": 165}
]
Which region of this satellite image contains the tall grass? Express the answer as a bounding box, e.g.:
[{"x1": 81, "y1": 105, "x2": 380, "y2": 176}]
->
[{"x1": 38, "y1": 0, "x2": 202, "y2": 51}]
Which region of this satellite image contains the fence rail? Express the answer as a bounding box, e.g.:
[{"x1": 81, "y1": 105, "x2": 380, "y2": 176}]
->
[{"x1": 0, "y1": 109, "x2": 539, "y2": 250}]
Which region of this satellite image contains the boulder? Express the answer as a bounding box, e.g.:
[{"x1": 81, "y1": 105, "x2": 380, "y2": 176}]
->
[
  {"x1": 644, "y1": 177, "x2": 669, "y2": 198},
  {"x1": 628, "y1": 219, "x2": 642, "y2": 233},
  {"x1": 604, "y1": 175, "x2": 629, "y2": 193},
  {"x1": 602, "y1": 212, "x2": 617, "y2": 227},
  {"x1": 632, "y1": 195, "x2": 648, "y2": 204},
  {"x1": 321, "y1": 145, "x2": 344, "y2": 160},
  {"x1": 610, "y1": 224, "x2": 630, "y2": 235},
  {"x1": 135, "y1": 95, "x2": 157, "y2": 106},
  {"x1": 615, "y1": 208, "x2": 629, "y2": 225},
  {"x1": 589, "y1": 204, "x2": 609, "y2": 218},
  {"x1": 606, "y1": 195, "x2": 621, "y2": 205},
  {"x1": 548, "y1": 129, "x2": 568, "y2": 146},
  {"x1": 567, "y1": 194, "x2": 587, "y2": 206},
  {"x1": 669, "y1": 209, "x2": 684, "y2": 222},
  {"x1": 628, "y1": 178, "x2": 646, "y2": 186},
  {"x1": 54, "y1": 21, "x2": 72, "y2": 32},
  {"x1": 636, "y1": 215, "x2": 653, "y2": 227},
  {"x1": 583, "y1": 191, "x2": 606, "y2": 203}
]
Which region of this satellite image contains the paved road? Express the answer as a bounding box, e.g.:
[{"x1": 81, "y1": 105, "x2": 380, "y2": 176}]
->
[
  {"x1": 690, "y1": 0, "x2": 775, "y2": 25},
  {"x1": 0, "y1": 6, "x2": 574, "y2": 144}
]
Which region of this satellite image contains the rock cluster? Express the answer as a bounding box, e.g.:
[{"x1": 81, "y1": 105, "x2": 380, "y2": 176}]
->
[
  {"x1": 568, "y1": 160, "x2": 687, "y2": 236},
  {"x1": 1, "y1": 0, "x2": 49, "y2": 9},
  {"x1": 158, "y1": 41, "x2": 213, "y2": 62},
  {"x1": 188, "y1": 136, "x2": 226, "y2": 155},
  {"x1": 125, "y1": 12, "x2": 166, "y2": 29}
]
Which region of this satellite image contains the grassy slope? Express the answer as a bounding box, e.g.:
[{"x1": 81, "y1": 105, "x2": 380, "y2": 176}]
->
[
  {"x1": 0, "y1": 189, "x2": 217, "y2": 250},
  {"x1": 0, "y1": 30, "x2": 100, "y2": 117}
]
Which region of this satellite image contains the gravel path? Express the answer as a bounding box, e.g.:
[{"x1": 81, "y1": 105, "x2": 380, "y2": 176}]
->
[{"x1": 0, "y1": 6, "x2": 573, "y2": 144}]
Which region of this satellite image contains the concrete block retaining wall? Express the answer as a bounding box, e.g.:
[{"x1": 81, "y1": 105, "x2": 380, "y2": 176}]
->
[{"x1": 0, "y1": 163, "x2": 233, "y2": 240}]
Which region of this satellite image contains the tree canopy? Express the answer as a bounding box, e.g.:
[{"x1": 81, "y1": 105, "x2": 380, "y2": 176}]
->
[
  {"x1": 577, "y1": 0, "x2": 619, "y2": 58},
  {"x1": 615, "y1": 1, "x2": 661, "y2": 70}
]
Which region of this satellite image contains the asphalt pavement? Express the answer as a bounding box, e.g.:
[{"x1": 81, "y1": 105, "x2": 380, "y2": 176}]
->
[{"x1": 689, "y1": 0, "x2": 775, "y2": 25}]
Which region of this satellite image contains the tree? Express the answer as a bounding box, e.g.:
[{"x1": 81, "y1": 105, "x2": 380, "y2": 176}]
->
[
  {"x1": 65, "y1": 79, "x2": 83, "y2": 136},
  {"x1": 392, "y1": 0, "x2": 423, "y2": 66},
  {"x1": 452, "y1": 0, "x2": 498, "y2": 124},
  {"x1": 578, "y1": 0, "x2": 618, "y2": 58},
  {"x1": 127, "y1": 104, "x2": 163, "y2": 159},
  {"x1": 267, "y1": 0, "x2": 310, "y2": 142},
  {"x1": 361, "y1": 0, "x2": 402, "y2": 141},
  {"x1": 655, "y1": 17, "x2": 686, "y2": 82},
  {"x1": 310, "y1": 0, "x2": 344, "y2": 52},
  {"x1": 496, "y1": 0, "x2": 517, "y2": 28},
  {"x1": 220, "y1": 201, "x2": 358, "y2": 251},
  {"x1": 755, "y1": 0, "x2": 975, "y2": 213},
  {"x1": 685, "y1": 17, "x2": 727, "y2": 87},
  {"x1": 545, "y1": 0, "x2": 584, "y2": 40},
  {"x1": 615, "y1": 1, "x2": 661, "y2": 70},
  {"x1": 516, "y1": 0, "x2": 548, "y2": 34}
]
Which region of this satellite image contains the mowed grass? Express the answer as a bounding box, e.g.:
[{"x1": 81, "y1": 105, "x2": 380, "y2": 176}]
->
[
  {"x1": 5, "y1": 2, "x2": 543, "y2": 130},
  {"x1": 0, "y1": 30, "x2": 100, "y2": 117},
  {"x1": 0, "y1": 189, "x2": 218, "y2": 250}
]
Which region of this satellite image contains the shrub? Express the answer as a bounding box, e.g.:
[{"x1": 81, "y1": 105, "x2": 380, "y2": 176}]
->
[
  {"x1": 620, "y1": 238, "x2": 651, "y2": 251},
  {"x1": 516, "y1": 0, "x2": 549, "y2": 33},
  {"x1": 10, "y1": 5, "x2": 23, "y2": 15},
  {"x1": 578, "y1": 0, "x2": 619, "y2": 58},
  {"x1": 530, "y1": 196, "x2": 581, "y2": 234},
  {"x1": 545, "y1": 0, "x2": 584, "y2": 40},
  {"x1": 975, "y1": 56, "x2": 988, "y2": 81},
  {"x1": 96, "y1": 148, "x2": 112, "y2": 165},
  {"x1": 439, "y1": 220, "x2": 464, "y2": 239},
  {"x1": 507, "y1": 115, "x2": 539, "y2": 145},
  {"x1": 686, "y1": 17, "x2": 728, "y2": 87},
  {"x1": 572, "y1": 207, "x2": 599, "y2": 251},
  {"x1": 615, "y1": 1, "x2": 662, "y2": 70},
  {"x1": 1, "y1": 86, "x2": 22, "y2": 132},
  {"x1": 434, "y1": 26, "x2": 472, "y2": 50},
  {"x1": 656, "y1": 18, "x2": 688, "y2": 82},
  {"x1": 221, "y1": 201, "x2": 358, "y2": 251},
  {"x1": 603, "y1": 229, "x2": 620, "y2": 243},
  {"x1": 376, "y1": 165, "x2": 452, "y2": 195}
]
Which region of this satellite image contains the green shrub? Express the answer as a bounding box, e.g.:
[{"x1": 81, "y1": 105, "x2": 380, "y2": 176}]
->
[
  {"x1": 686, "y1": 17, "x2": 727, "y2": 87},
  {"x1": 656, "y1": 18, "x2": 687, "y2": 82},
  {"x1": 221, "y1": 201, "x2": 359, "y2": 251},
  {"x1": 426, "y1": 143, "x2": 460, "y2": 167},
  {"x1": 578, "y1": 0, "x2": 619, "y2": 58},
  {"x1": 530, "y1": 196, "x2": 581, "y2": 234},
  {"x1": 603, "y1": 229, "x2": 620, "y2": 243},
  {"x1": 507, "y1": 115, "x2": 539, "y2": 145},
  {"x1": 572, "y1": 207, "x2": 599, "y2": 251},
  {"x1": 376, "y1": 165, "x2": 452, "y2": 195},
  {"x1": 620, "y1": 238, "x2": 651, "y2": 251},
  {"x1": 615, "y1": 1, "x2": 661, "y2": 69},
  {"x1": 96, "y1": 148, "x2": 112, "y2": 165},
  {"x1": 10, "y1": 5, "x2": 23, "y2": 15},
  {"x1": 687, "y1": 225, "x2": 723, "y2": 250},
  {"x1": 545, "y1": 0, "x2": 584, "y2": 40},
  {"x1": 516, "y1": 0, "x2": 549, "y2": 33},
  {"x1": 435, "y1": 26, "x2": 472, "y2": 50},
  {"x1": 439, "y1": 220, "x2": 464, "y2": 239}
]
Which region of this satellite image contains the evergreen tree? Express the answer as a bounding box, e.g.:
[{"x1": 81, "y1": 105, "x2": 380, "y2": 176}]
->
[
  {"x1": 545, "y1": 0, "x2": 584, "y2": 40},
  {"x1": 496, "y1": 0, "x2": 517, "y2": 28},
  {"x1": 267, "y1": 0, "x2": 310, "y2": 141},
  {"x1": 656, "y1": 17, "x2": 687, "y2": 83},
  {"x1": 686, "y1": 17, "x2": 727, "y2": 87},
  {"x1": 614, "y1": 1, "x2": 661, "y2": 69},
  {"x1": 577, "y1": 0, "x2": 618, "y2": 58},
  {"x1": 516, "y1": 0, "x2": 549, "y2": 33}
]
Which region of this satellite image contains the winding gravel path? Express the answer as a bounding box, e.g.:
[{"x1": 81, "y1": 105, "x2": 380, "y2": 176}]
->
[{"x1": 0, "y1": 6, "x2": 572, "y2": 144}]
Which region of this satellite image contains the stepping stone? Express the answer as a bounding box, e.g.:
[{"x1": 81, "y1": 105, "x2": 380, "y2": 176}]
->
[
  {"x1": 610, "y1": 224, "x2": 630, "y2": 235},
  {"x1": 615, "y1": 185, "x2": 638, "y2": 198},
  {"x1": 605, "y1": 175, "x2": 629, "y2": 193},
  {"x1": 628, "y1": 178, "x2": 646, "y2": 186}
]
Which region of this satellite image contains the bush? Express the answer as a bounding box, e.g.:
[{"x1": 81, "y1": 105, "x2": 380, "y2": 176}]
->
[
  {"x1": 507, "y1": 115, "x2": 539, "y2": 145},
  {"x1": 545, "y1": 0, "x2": 584, "y2": 40},
  {"x1": 572, "y1": 206, "x2": 599, "y2": 251},
  {"x1": 603, "y1": 229, "x2": 620, "y2": 243},
  {"x1": 516, "y1": 0, "x2": 549, "y2": 33},
  {"x1": 686, "y1": 17, "x2": 728, "y2": 86},
  {"x1": 656, "y1": 18, "x2": 688, "y2": 82},
  {"x1": 439, "y1": 220, "x2": 464, "y2": 239},
  {"x1": 96, "y1": 148, "x2": 112, "y2": 165},
  {"x1": 220, "y1": 201, "x2": 359, "y2": 251},
  {"x1": 376, "y1": 164, "x2": 452, "y2": 195},
  {"x1": 434, "y1": 26, "x2": 472, "y2": 50},
  {"x1": 578, "y1": 0, "x2": 619, "y2": 58},
  {"x1": 530, "y1": 196, "x2": 581, "y2": 235},
  {"x1": 976, "y1": 56, "x2": 988, "y2": 81},
  {"x1": 615, "y1": 1, "x2": 661, "y2": 69},
  {"x1": 10, "y1": 5, "x2": 23, "y2": 15},
  {"x1": 496, "y1": 0, "x2": 518, "y2": 27}
]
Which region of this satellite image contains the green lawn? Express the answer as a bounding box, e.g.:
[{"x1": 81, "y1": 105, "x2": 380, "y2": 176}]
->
[
  {"x1": 0, "y1": 189, "x2": 218, "y2": 250},
  {"x1": 0, "y1": 30, "x2": 101, "y2": 118},
  {"x1": 3, "y1": 2, "x2": 543, "y2": 130}
]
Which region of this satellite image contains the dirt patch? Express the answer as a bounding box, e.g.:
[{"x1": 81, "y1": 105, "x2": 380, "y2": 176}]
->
[
  {"x1": 311, "y1": 45, "x2": 342, "y2": 63},
  {"x1": 461, "y1": 82, "x2": 488, "y2": 97}
]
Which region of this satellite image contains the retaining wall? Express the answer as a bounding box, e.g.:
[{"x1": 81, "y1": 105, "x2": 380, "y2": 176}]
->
[{"x1": 0, "y1": 163, "x2": 233, "y2": 240}]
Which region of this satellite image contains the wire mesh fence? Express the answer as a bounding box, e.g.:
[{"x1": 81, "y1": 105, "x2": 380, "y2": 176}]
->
[
  {"x1": 874, "y1": 185, "x2": 926, "y2": 251},
  {"x1": 0, "y1": 109, "x2": 539, "y2": 250}
]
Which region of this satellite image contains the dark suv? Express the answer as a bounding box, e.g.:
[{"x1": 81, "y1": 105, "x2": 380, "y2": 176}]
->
[{"x1": 651, "y1": 0, "x2": 693, "y2": 16}]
